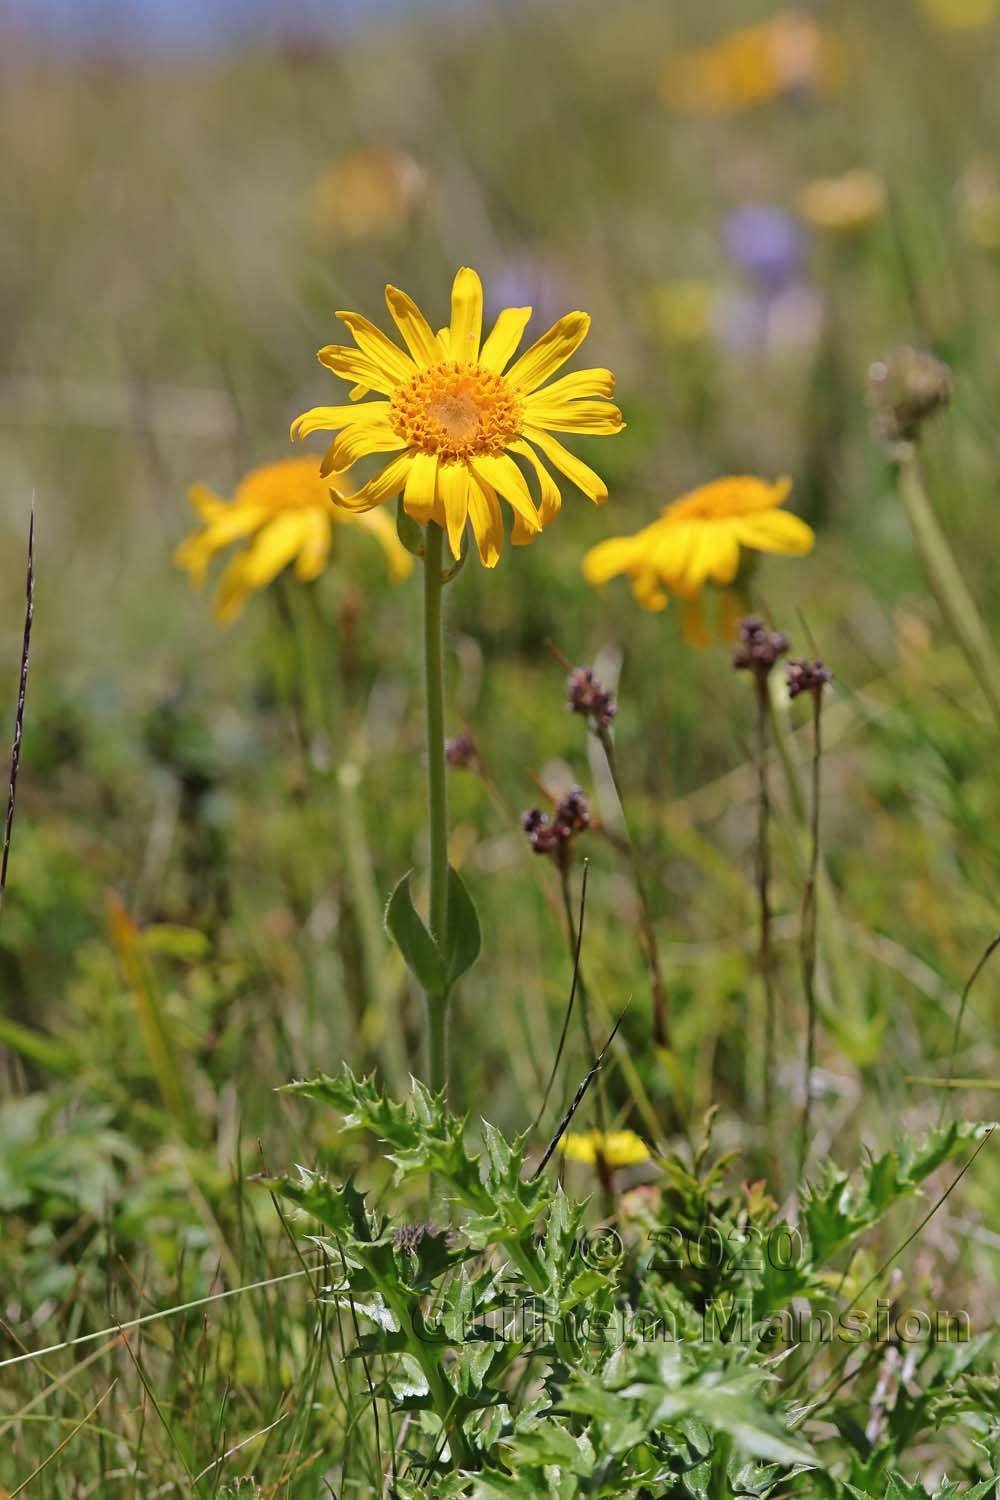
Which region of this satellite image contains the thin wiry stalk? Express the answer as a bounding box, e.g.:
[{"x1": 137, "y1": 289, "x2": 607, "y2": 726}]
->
[
  {"x1": 556, "y1": 863, "x2": 598, "y2": 1068},
  {"x1": 753, "y1": 674, "x2": 777, "y2": 1134},
  {"x1": 531, "y1": 859, "x2": 589, "y2": 1135},
  {"x1": 595, "y1": 724, "x2": 670, "y2": 1051},
  {"x1": 938, "y1": 933, "x2": 1000, "y2": 1127},
  {"x1": 530, "y1": 1010, "x2": 628, "y2": 1181},
  {"x1": 0, "y1": 508, "x2": 34, "y2": 918},
  {"x1": 799, "y1": 689, "x2": 822, "y2": 1181}
]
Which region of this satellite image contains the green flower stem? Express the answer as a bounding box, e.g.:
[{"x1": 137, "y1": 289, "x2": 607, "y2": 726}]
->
[
  {"x1": 422, "y1": 521, "x2": 450, "y2": 1096},
  {"x1": 896, "y1": 443, "x2": 1000, "y2": 727}
]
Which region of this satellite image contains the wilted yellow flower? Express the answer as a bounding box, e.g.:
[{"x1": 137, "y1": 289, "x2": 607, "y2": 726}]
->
[
  {"x1": 918, "y1": 0, "x2": 997, "y2": 27},
  {"x1": 312, "y1": 145, "x2": 426, "y2": 242},
  {"x1": 560, "y1": 1130, "x2": 650, "y2": 1168},
  {"x1": 798, "y1": 169, "x2": 885, "y2": 233},
  {"x1": 582, "y1": 476, "x2": 814, "y2": 644},
  {"x1": 663, "y1": 10, "x2": 842, "y2": 115},
  {"x1": 175, "y1": 456, "x2": 412, "y2": 624},
  {"x1": 291, "y1": 267, "x2": 624, "y2": 568}
]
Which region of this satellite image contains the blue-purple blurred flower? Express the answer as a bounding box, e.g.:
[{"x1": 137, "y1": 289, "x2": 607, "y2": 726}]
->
[
  {"x1": 717, "y1": 204, "x2": 821, "y2": 353},
  {"x1": 487, "y1": 255, "x2": 570, "y2": 332},
  {"x1": 723, "y1": 204, "x2": 805, "y2": 293}
]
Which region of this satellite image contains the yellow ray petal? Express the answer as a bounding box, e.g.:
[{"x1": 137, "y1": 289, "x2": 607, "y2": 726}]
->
[
  {"x1": 631, "y1": 569, "x2": 669, "y2": 611},
  {"x1": 317, "y1": 345, "x2": 396, "y2": 397},
  {"x1": 467, "y1": 474, "x2": 504, "y2": 567},
  {"x1": 649, "y1": 520, "x2": 699, "y2": 590},
  {"x1": 522, "y1": 425, "x2": 608, "y2": 504},
  {"x1": 174, "y1": 504, "x2": 268, "y2": 585},
  {"x1": 664, "y1": 474, "x2": 792, "y2": 520},
  {"x1": 320, "y1": 425, "x2": 406, "y2": 476},
  {"x1": 186, "y1": 482, "x2": 227, "y2": 521},
  {"x1": 174, "y1": 534, "x2": 216, "y2": 586},
  {"x1": 337, "y1": 310, "x2": 418, "y2": 388},
  {"x1": 437, "y1": 462, "x2": 471, "y2": 559},
  {"x1": 470, "y1": 453, "x2": 541, "y2": 538},
  {"x1": 581, "y1": 533, "x2": 645, "y2": 585},
  {"x1": 527, "y1": 367, "x2": 616, "y2": 403},
  {"x1": 478, "y1": 306, "x2": 532, "y2": 372},
  {"x1": 560, "y1": 1131, "x2": 599, "y2": 1164},
  {"x1": 241, "y1": 511, "x2": 311, "y2": 589},
  {"x1": 385, "y1": 284, "x2": 446, "y2": 366},
  {"x1": 505, "y1": 312, "x2": 591, "y2": 394},
  {"x1": 403, "y1": 451, "x2": 439, "y2": 523},
  {"x1": 508, "y1": 437, "x2": 562, "y2": 528},
  {"x1": 521, "y1": 397, "x2": 625, "y2": 434},
  {"x1": 706, "y1": 526, "x2": 741, "y2": 585},
  {"x1": 291, "y1": 402, "x2": 393, "y2": 442},
  {"x1": 332, "y1": 451, "x2": 415, "y2": 513},
  {"x1": 449, "y1": 267, "x2": 483, "y2": 364},
  {"x1": 732, "y1": 511, "x2": 815, "y2": 554},
  {"x1": 679, "y1": 595, "x2": 711, "y2": 646},
  {"x1": 214, "y1": 553, "x2": 253, "y2": 625},
  {"x1": 293, "y1": 507, "x2": 333, "y2": 582}
]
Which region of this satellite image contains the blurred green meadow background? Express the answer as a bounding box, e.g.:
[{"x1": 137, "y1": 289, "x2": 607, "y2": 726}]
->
[{"x1": 3, "y1": 0, "x2": 1000, "y2": 1490}]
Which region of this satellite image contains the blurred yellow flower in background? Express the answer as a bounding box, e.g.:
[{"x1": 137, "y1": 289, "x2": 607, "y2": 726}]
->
[
  {"x1": 582, "y1": 476, "x2": 814, "y2": 644},
  {"x1": 560, "y1": 1130, "x2": 650, "y2": 1168},
  {"x1": 175, "y1": 456, "x2": 412, "y2": 624},
  {"x1": 311, "y1": 145, "x2": 426, "y2": 242},
  {"x1": 649, "y1": 280, "x2": 717, "y2": 345},
  {"x1": 957, "y1": 161, "x2": 1000, "y2": 249},
  {"x1": 662, "y1": 10, "x2": 843, "y2": 115},
  {"x1": 798, "y1": 169, "x2": 885, "y2": 233},
  {"x1": 918, "y1": 0, "x2": 997, "y2": 28},
  {"x1": 291, "y1": 266, "x2": 624, "y2": 568}
]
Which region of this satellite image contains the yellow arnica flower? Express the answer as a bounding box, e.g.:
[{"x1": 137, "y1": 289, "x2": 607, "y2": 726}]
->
[
  {"x1": 662, "y1": 10, "x2": 842, "y2": 115},
  {"x1": 798, "y1": 170, "x2": 885, "y2": 233},
  {"x1": 560, "y1": 1130, "x2": 650, "y2": 1168},
  {"x1": 175, "y1": 456, "x2": 412, "y2": 624},
  {"x1": 290, "y1": 266, "x2": 624, "y2": 568},
  {"x1": 582, "y1": 476, "x2": 814, "y2": 645}
]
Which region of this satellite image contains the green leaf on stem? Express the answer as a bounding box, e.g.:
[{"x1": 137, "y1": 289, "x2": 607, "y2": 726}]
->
[
  {"x1": 385, "y1": 871, "x2": 445, "y2": 996},
  {"x1": 444, "y1": 865, "x2": 481, "y2": 987},
  {"x1": 395, "y1": 495, "x2": 425, "y2": 557}
]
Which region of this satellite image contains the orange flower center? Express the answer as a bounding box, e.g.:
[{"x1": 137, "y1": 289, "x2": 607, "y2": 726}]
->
[{"x1": 389, "y1": 361, "x2": 522, "y2": 462}]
